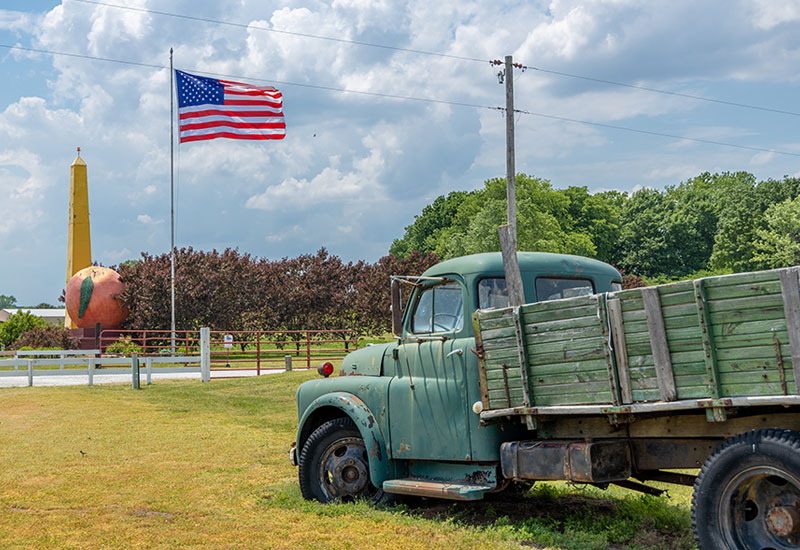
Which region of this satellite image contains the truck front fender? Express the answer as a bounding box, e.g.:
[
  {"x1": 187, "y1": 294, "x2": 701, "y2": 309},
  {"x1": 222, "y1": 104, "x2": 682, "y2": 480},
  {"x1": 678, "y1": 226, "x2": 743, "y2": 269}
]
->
[{"x1": 297, "y1": 392, "x2": 393, "y2": 486}]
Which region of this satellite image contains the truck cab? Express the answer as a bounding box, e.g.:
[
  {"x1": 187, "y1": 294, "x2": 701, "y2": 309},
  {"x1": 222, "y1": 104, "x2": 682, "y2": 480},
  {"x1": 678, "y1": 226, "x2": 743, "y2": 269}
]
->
[{"x1": 291, "y1": 252, "x2": 621, "y2": 501}]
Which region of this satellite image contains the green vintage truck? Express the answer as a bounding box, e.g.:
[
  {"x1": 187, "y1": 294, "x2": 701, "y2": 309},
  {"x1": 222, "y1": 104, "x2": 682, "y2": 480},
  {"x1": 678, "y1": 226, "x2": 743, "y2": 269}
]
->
[{"x1": 291, "y1": 252, "x2": 800, "y2": 549}]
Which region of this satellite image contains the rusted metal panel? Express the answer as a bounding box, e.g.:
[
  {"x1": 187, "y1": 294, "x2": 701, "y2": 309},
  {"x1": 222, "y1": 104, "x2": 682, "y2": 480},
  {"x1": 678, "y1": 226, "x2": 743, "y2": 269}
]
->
[
  {"x1": 630, "y1": 438, "x2": 719, "y2": 470},
  {"x1": 500, "y1": 439, "x2": 631, "y2": 483},
  {"x1": 382, "y1": 478, "x2": 492, "y2": 501}
]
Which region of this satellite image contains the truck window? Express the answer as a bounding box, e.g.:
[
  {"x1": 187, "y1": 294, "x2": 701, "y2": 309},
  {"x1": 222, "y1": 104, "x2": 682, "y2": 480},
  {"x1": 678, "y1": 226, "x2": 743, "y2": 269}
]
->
[
  {"x1": 535, "y1": 277, "x2": 594, "y2": 301},
  {"x1": 478, "y1": 278, "x2": 509, "y2": 309},
  {"x1": 412, "y1": 282, "x2": 464, "y2": 333}
]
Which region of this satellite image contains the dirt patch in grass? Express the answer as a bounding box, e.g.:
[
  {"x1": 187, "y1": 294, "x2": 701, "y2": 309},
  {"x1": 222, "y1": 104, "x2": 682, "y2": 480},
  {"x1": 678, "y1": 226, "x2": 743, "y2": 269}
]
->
[{"x1": 405, "y1": 485, "x2": 695, "y2": 550}]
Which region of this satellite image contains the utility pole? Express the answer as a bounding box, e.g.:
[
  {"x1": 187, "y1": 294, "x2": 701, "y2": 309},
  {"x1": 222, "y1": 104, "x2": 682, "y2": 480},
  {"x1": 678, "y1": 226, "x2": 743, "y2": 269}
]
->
[{"x1": 498, "y1": 55, "x2": 525, "y2": 307}]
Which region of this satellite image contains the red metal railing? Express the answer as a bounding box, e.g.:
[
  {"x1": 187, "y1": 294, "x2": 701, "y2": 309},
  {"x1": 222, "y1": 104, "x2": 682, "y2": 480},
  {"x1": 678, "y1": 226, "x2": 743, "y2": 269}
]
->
[{"x1": 98, "y1": 329, "x2": 358, "y2": 374}]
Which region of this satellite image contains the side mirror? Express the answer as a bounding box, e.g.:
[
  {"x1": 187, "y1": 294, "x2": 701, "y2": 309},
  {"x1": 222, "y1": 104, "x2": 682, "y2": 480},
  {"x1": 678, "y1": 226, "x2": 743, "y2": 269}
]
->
[{"x1": 391, "y1": 279, "x2": 402, "y2": 337}]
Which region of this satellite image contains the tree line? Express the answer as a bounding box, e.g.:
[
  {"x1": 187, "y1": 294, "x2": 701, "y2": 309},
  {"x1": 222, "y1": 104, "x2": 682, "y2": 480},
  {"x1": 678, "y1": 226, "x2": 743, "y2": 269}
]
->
[
  {"x1": 115, "y1": 248, "x2": 437, "y2": 336},
  {"x1": 390, "y1": 171, "x2": 800, "y2": 282}
]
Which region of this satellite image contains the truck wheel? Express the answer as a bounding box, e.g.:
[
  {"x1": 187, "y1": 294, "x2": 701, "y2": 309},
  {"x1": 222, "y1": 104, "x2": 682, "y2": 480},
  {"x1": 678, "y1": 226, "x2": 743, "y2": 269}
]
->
[
  {"x1": 692, "y1": 429, "x2": 800, "y2": 550},
  {"x1": 298, "y1": 417, "x2": 388, "y2": 504}
]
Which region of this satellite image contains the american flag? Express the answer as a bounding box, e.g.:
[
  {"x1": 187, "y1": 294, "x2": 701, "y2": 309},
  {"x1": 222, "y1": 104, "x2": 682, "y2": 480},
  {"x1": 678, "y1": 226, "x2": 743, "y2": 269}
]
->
[{"x1": 175, "y1": 70, "x2": 285, "y2": 143}]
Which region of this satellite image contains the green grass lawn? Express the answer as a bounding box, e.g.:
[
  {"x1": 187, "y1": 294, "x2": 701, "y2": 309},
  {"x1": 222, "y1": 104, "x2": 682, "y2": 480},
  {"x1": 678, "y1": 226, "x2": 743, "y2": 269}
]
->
[{"x1": 0, "y1": 372, "x2": 697, "y2": 549}]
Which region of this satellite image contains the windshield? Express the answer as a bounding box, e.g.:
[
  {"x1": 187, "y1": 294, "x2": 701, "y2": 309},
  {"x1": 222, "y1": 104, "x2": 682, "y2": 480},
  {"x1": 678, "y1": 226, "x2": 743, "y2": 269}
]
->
[{"x1": 411, "y1": 282, "x2": 464, "y2": 333}]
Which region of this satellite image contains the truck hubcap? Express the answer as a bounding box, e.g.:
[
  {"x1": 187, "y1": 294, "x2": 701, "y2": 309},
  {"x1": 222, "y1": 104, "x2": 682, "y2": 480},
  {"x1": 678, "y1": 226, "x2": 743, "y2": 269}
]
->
[
  {"x1": 721, "y1": 466, "x2": 800, "y2": 549},
  {"x1": 319, "y1": 437, "x2": 371, "y2": 500}
]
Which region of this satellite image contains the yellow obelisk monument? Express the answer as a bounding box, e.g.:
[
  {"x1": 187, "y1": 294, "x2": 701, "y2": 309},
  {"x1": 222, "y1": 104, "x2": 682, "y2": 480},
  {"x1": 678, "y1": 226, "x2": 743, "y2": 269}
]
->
[{"x1": 64, "y1": 148, "x2": 92, "y2": 328}]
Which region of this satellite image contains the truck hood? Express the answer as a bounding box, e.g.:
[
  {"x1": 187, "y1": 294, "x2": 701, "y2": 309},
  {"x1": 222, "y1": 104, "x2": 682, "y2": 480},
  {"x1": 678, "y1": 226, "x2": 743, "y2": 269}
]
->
[{"x1": 339, "y1": 343, "x2": 392, "y2": 376}]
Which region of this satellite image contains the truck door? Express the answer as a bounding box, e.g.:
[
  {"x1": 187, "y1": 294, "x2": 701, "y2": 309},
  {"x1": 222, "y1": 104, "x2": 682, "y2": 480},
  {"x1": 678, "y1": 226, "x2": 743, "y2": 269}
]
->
[{"x1": 388, "y1": 278, "x2": 473, "y2": 461}]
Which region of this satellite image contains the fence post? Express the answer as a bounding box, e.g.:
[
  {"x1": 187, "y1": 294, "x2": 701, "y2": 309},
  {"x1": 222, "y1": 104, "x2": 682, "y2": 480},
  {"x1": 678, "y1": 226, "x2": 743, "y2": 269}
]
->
[
  {"x1": 306, "y1": 331, "x2": 311, "y2": 369},
  {"x1": 27, "y1": 359, "x2": 33, "y2": 387},
  {"x1": 131, "y1": 353, "x2": 140, "y2": 389},
  {"x1": 285, "y1": 355, "x2": 292, "y2": 372},
  {"x1": 256, "y1": 332, "x2": 261, "y2": 376},
  {"x1": 60, "y1": 353, "x2": 65, "y2": 371},
  {"x1": 88, "y1": 358, "x2": 95, "y2": 386},
  {"x1": 146, "y1": 357, "x2": 152, "y2": 385},
  {"x1": 200, "y1": 327, "x2": 211, "y2": 383}
]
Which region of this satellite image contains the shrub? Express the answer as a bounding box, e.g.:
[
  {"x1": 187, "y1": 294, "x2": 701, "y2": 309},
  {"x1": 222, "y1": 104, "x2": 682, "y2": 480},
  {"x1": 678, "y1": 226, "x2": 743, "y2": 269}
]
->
[
  {"x1": 10, "y1": 325, "x2": 80, "y2": 350},
  {"x1": 0, "y1": 311, "x2": 50, "y2": 349},
  {"x1": 105, "y1": 336, "x2": 143, "y2": 356}
]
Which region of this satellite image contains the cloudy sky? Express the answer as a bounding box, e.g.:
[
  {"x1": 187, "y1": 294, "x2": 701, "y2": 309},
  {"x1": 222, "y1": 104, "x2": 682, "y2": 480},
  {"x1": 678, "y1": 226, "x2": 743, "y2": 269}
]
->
[{"x1": 1, "y1": 0, "x2": 800, "y2": 305}]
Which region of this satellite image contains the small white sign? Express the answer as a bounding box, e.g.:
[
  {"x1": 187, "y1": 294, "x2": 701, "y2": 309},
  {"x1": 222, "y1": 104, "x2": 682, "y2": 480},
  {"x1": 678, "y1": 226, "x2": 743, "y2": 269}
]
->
[{"x1": 223, "y1": 334, "x2": 233, "y2": 349}]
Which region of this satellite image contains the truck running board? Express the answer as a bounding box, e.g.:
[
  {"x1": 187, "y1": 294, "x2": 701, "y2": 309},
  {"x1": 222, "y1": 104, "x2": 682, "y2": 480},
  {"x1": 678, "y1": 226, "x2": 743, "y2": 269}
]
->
[{"x1": 382, "y1": 478, "x2": 494, "y2": 501}]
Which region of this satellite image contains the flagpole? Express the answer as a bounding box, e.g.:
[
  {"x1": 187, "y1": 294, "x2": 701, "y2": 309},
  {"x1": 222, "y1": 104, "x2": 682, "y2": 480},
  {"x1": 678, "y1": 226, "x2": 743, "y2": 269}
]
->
[{"x1": 169, "y1": 47, "x2": 176, "y2": 354}]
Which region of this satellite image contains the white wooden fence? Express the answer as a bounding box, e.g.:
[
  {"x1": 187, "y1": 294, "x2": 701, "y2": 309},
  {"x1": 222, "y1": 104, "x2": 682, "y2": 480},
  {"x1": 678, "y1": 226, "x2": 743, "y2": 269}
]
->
[{"x1": 0, "y1": 328, "x2": 211, "y2": 387}]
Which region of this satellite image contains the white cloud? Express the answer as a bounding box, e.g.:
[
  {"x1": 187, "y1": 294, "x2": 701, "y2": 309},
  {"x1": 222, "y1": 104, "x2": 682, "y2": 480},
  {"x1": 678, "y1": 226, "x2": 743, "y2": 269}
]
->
[
  {"x1": 0, "y1": 149, "x2": 48, "y2": 236},
  {"x1": 137, "y1": 214, "x2": 161, "y2": 225}
]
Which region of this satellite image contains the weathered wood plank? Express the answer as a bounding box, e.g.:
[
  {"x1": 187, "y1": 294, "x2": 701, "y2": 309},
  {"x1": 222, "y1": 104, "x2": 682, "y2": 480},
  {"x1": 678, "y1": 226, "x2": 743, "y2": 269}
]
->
[
  {"x1": 780, "y1": 267, "x2": 800, "y2": 394},
  {"x1": 705, "y1": 280, "x2": 782, "y2": 301},
  {"x1": 714, "y1": 331, "x2": 790, "y2": 349},
  {"x1": 480, "y1": 325, "x2": 518, "y2": 341},
  {"x1": 528, "y1": 368, "x2": 617, "y2": 387},
  {"x1": 473, "y1": 312, "x2": 491, "y2": 409},
  {"x1": 476, "y1": 307, "x2": 514, "y2": 321},
  {"x1": 608, "y1": 298, "x2": 633, "y2": 404},
  {"x1": 717, "y1": 356, "x2": 794, "y2": 374},
  {"x1": 631, "y1": 388, "x2": 662, "y2": 402},
  {"x1": 707, "y1": 294, "x2": 784, "y2": 314},
  {"x1": 525, "y1": 337, "x2": 607, "y2": 357},
  {"x1": 485, "y1": 368, "x2": 523, "y2": 382},
  {"x1": 623, "y1": 315, "x2": 701, "y2": 335},
  {"x1": 642, "y1": 287, "x2": 677, "y2": 401},
  {"x1": 482, "y1": 335, "x2": 518, "y2": 350},
  {"x1": 527, "y1": 358, "x2": 610, "y2": 376},
  {"x1": 712, "y1": 319, "x2": 788, "y2": 338},
  {"x1": 522, "y1": 304, "x2": 600, "y2": 324},
  {"x1": 512, "y1": 307, "x2": 534, "y2": 407},
  {"x1": 694, "y1": 279, "x2": 722, "y2": 400},
  {"x1": 709, "y1": 306, "x2": 786, "y2": 325},
  {"x1": 476, "y1": 316, "x2": 516, "y2": 330},
  {"x1": 599, "y1": 294, "x2": 622, "y2": 406},
  {"x1": 485, "y1": 347, "x2": 524, "y2": 362},
  {"x1": 526, "y1": 345, "x2": 606, "y2": 365},
  {"x1": 520, "y1": 294, "x2": 598, "y2": 313},
  {"x1": 534, "y1": 391, "x2": 615, "y2": 406},
  {"x1": 523, "y1": 316, "x2": 600, "y2": 335},
  {"x1": 523, "y1": 324, "x2": 604, "y2": 345},
  {"x1": 703, "y1": 269, "x2": 782, "y2": 288}
]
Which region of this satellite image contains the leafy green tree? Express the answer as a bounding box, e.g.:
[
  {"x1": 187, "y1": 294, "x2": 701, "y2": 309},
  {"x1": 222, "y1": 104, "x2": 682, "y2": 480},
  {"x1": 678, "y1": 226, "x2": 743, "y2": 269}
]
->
[
  {"x1": 389, "y1": 191, "x2": 469, "y2": 257},
  {"x1": 0, "y1": 311, "x2": 50, "y2": 349},
  {"x1": 0, "y1": 294, "x2": 16, "y2": 309},
  {"x1": 753, "y1": 196, "x2": 800, "y2": 268}
]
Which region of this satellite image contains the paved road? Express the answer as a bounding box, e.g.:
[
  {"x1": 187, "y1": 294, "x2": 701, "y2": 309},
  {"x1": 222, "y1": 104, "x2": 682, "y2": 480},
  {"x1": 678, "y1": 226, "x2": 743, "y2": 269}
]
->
[{"x1": 0, "y1": 368, "x2": 296, "y2": 388}]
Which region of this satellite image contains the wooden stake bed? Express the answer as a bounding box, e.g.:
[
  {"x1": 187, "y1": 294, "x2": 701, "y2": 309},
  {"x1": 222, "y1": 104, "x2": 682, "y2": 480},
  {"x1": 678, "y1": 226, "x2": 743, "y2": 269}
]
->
[{"x1": 474, "y1": 267, "x2": 800, "y2": 423}]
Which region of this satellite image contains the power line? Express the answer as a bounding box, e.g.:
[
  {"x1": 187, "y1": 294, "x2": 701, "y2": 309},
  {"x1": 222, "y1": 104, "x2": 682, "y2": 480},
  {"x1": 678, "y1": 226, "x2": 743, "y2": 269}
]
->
[
  {"x1": 73, "y1": 0, "x2": 800, "y2": 119},
  {"x1": 1, "y1": 43, "x2": 797, "y2": 158},
  {"x1": 0, "y1": 43, "x2": 500, "y2": 112},
  {"x1": 513, "y1": 108, "x2": 800, "y2": 158},
  {"x1": 72, "y1": 0, "x2": 487, "y2": 64},
  {"x1": 520, "y1": 65, "x2": 800, "y2": 118}
]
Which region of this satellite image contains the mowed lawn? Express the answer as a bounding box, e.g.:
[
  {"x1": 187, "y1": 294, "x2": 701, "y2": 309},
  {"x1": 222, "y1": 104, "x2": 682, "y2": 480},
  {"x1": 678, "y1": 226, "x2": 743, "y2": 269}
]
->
[{"x1": 0, "y1": 372, "x2": 696, "y2": 549}]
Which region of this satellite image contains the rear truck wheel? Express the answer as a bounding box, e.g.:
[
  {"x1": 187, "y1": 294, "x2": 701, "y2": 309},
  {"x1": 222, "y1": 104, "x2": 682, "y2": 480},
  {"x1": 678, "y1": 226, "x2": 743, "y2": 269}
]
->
[
  {"x1": 692, "y1": 429, "x2": 800, "y2": 550},
  {"x1": 298, "y1": 417, "x2": 389, "y2": 504}
]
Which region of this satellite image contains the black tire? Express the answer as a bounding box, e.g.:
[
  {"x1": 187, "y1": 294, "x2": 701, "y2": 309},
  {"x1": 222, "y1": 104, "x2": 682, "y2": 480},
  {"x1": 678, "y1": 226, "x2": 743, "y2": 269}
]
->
[
  {"x1": 298, "y1": 417, "x2": 390, "y2": 504},
  {"x1": 692, "y1": 429, "x2": 800, "y2": 550}
]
